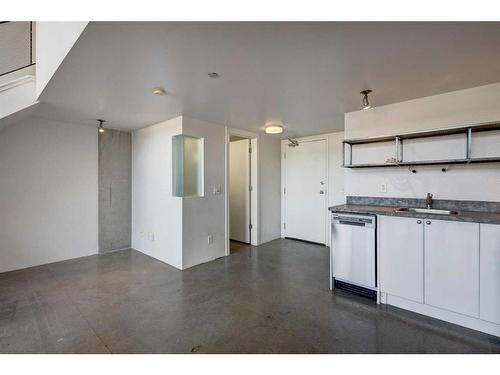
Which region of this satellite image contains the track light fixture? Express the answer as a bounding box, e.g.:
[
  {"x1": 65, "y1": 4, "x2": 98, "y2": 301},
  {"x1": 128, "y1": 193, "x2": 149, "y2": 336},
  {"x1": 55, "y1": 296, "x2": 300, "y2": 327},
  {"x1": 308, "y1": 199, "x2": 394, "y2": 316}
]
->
[
  {"x1": 360, "y1": 89, "x2": 372, "y2": 110},
  {"x1": 97, "y1": 119, "x2": 106, "y2": 133}
]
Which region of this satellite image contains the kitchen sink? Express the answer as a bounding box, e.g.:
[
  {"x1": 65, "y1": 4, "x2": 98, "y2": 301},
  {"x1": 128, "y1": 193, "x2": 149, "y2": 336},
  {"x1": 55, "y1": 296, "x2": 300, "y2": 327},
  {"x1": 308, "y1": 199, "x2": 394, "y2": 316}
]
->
[{"x1": 395, "y1": 207, "x2": 460, "y2": 215}]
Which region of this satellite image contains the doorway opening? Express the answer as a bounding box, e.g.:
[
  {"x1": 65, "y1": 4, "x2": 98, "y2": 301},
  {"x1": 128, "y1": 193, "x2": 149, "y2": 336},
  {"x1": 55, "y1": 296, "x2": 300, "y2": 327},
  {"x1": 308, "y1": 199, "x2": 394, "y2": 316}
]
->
[
  {"x1": 225, "y1": 129, "x2": 259, "y2": 255},
  {"x1": 229, "y1": 136, "x2": 251, "y2": 253}
]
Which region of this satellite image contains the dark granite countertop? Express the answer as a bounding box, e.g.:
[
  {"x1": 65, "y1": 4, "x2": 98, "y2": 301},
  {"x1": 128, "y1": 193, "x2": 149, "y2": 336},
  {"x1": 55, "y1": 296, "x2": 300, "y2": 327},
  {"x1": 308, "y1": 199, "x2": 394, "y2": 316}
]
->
[{"x1": 329, "y1": 197, "x2": 500, "y2": 225}]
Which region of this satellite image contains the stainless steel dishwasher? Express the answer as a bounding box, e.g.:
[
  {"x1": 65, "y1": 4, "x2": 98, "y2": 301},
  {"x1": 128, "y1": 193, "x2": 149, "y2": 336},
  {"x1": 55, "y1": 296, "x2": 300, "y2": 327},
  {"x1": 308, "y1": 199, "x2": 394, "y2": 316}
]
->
[{"x1": 331, "y1": 213, "x2": 376, "y2": 299}]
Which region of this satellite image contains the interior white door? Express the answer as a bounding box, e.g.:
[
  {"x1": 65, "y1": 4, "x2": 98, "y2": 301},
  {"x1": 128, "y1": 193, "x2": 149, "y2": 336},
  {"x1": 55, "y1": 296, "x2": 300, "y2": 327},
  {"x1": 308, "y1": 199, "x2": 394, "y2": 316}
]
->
[
  {"x1": 229, "y1": 139, "x2": 250, "y2": 243},
  {"x1": 285, "y1": 139, "x2": 327, "y2": 244}
]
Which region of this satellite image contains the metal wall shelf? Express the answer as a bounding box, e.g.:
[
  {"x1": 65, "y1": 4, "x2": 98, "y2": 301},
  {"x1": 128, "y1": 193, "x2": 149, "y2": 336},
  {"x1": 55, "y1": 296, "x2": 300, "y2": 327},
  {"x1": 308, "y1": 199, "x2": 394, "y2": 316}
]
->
[{"x1": 342, "y1": 122, "x2": 500, "y2": 168}]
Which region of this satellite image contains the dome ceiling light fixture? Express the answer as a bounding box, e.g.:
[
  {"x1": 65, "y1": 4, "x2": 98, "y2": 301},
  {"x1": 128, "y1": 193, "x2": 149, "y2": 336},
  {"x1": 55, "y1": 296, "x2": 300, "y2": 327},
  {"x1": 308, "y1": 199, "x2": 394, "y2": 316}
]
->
[
  {"x1": 265, "y1": 123, "x2": 284, "y2": 134},
  {"x1": 97, "y1": 119, "x2": 106, "y2": 133},
  {"x1": 360, "y1": 89, "x2": 372, "y2": 110}
]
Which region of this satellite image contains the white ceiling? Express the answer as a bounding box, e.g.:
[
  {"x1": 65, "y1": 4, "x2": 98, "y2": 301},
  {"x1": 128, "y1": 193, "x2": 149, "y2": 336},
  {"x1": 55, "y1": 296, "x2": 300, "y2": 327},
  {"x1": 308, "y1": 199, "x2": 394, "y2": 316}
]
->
[{"x1": 36, "y1": 22, "x2": 500, "y2": 137}]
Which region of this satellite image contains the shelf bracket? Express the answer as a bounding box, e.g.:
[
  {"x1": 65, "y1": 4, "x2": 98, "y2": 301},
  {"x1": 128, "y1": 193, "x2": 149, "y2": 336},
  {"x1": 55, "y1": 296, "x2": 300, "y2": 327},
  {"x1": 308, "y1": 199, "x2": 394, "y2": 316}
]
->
[
  {"x1": 342, "y1": 141, "x2": 353, "y2": 167},
  {"x1": 395, "y1": 137, "x2": 403, "y2": 162},
  {"x1": 342, "y1": 142, "x2": 346, "y2": 167},
  {"x1": 466, "y1": 127, "x2": 472, "y2": 162}
]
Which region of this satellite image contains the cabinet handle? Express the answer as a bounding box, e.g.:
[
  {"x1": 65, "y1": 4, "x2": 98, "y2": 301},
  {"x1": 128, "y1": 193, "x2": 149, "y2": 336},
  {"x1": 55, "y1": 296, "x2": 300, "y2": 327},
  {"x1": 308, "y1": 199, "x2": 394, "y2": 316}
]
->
[
  {"x1": 416, "y1": 220, "x2": 422, "y2": 224},
  {"x1": 426, "y1": 220, "x2": 431, "y2": 225}
]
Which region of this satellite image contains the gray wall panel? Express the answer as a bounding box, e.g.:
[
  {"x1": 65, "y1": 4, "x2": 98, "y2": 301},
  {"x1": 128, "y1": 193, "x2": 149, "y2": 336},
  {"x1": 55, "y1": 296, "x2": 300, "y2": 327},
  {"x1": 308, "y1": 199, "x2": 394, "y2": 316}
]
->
[{"x1": 99, "y1": 129, "x2": 131, "y2": 253}]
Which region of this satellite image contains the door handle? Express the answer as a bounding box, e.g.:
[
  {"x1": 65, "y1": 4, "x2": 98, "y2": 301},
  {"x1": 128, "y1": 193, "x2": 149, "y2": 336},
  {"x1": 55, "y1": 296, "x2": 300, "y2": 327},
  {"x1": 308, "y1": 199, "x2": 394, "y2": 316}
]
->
[
  {"x1": 426, "y1": 220, "x2": 432, "y2": 225},
  {"x1": 319, "y1": 190, "x2": 325, "y2": 194},
  {"x1": 416, "y1": 220, "x2": 422, "y2": 224}
]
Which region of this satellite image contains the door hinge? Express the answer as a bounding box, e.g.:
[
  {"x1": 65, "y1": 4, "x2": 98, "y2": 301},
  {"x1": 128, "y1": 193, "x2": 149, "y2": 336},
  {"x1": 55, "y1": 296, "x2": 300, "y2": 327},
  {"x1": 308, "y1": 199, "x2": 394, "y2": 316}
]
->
[
  {"x1": 249, "y1": 147, "x2": 252, "y2": 154},
  {"x1": 283, "y1": 223, "x2": 286, "y2": 229},
  {"x1": 249, "y1": 185, "x2": 253, "y2": 191},
  {"x1": 284, "y1": 187, "x2": 286, "y2": 194},
  {"x1": 249, "y1": 223, "x2": 253, "y2": 230}
]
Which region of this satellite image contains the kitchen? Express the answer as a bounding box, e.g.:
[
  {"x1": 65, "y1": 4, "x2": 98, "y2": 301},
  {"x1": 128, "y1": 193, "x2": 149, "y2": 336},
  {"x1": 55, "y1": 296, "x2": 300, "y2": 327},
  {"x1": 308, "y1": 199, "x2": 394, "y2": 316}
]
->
[{"x1": 327, "y1": 83, "x2": 500, "y2": 338}]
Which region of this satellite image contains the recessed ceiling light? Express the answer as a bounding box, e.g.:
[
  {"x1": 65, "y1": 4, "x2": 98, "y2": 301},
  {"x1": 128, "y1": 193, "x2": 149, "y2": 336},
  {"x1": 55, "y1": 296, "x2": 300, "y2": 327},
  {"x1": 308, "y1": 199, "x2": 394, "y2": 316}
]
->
[
  {"x1": 208, "y1": 72, "x2": 219, "y2": 78},
  {"x1": 360, "y1": 89, "x2": 372, "y2": 110},
  {"x1": 265, "y1": 123, "x2": 284, "y2": 134},
  {"x1": 152, "y1": 87, "x2": 166, "y2": 96},
  {"x1": 97, "y1": 119, "x2": 106, "y2": 133}
]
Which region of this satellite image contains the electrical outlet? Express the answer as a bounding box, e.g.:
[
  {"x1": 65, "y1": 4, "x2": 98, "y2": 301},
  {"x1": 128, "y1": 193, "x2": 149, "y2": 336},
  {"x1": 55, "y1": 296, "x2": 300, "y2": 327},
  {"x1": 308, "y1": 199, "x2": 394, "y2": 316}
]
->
[
  {"x1": 380, "y1": 183, "x2": 387, "y2": 193},
  {"x1": 207, "y1": 235, "x2": 213, "y2": 245},
  {"x1": 213, "y1": 185, "x2": 222, "y2": 195}
]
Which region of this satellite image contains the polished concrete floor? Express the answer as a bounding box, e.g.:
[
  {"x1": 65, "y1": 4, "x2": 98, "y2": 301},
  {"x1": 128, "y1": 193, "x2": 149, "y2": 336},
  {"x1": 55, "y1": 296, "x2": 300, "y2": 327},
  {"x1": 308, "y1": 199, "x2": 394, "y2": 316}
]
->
[
  {"x1": 1, "y1": 239, "x2": 499, "y2": 353},
  {"x1": 229, "y1": 240, "x2": 248, "y2": 253}
]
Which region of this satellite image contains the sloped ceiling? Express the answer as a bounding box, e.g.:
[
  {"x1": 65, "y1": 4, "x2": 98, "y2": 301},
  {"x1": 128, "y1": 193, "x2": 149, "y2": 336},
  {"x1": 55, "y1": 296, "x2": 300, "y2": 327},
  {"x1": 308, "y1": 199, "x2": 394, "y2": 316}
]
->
[{"x1": 36, "y1": 22, "x2": 500, "y2": 137}]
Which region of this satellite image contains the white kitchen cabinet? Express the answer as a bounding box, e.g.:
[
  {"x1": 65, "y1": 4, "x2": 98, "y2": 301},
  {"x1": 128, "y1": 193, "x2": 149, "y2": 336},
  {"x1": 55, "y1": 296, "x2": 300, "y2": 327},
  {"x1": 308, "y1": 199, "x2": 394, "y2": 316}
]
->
[
  {"x1": 480, "y1": 224, "x2": 500, "y2": 325},
  {"x1": 424, "y1": 219, "x2": 479, "y2": 317},
  {"x1": 379, "y1": 216, "x2": 424, "y2": 303}
]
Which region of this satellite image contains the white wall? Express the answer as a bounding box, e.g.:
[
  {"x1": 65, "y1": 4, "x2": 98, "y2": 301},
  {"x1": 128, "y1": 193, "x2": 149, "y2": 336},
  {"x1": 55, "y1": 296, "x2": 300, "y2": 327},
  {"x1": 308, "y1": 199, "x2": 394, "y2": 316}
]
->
[
  {"x1": 182, "y1": 117, "x2": 226, "y2": 269},
  {"x1": 327, "y1": 132, "x2": 346, "y2": 207},
  {"x1": 345, "y1": 82, "x2": 500, "y2": 140},
  {"x1": 131, "y1": 117, "x2": 183, "y2": 269},
  {"x1": 345, "y1": 82, "x2": 500, "y2": 201},
  {"x1": 0, "y1": 117, "x2": 98, "y2": 273},
  {"x1": 229, "y1": 139, "x2": 250, "y2": 243},
  {"x1": 132, "y1": 116, "x2": 282, "y2": 269},
  {"x1": 131, "y1": 116, "x2": 228, "y2": 269},
  {"x1": 36, "y1": 22, "x2": 88, "y2": 97},
  {"x1": 259, "y1": 134, "x2": 282, "y2": 244}
]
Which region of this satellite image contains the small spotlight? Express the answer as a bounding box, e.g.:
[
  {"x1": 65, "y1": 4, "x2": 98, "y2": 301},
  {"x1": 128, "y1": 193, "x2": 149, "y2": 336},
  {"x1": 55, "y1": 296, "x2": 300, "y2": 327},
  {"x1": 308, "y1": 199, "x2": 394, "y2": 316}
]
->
[
  {"x1": 97, "y1": 119, "x2": 106, "y2": 133},
  {"x1": 208, "y1": 72, "x2": 219, "y2": 78},
  {"x1": 360, "y1": 89, "x2": 372, "y2": 110},
  {"x1": 152, "y1": 87, "x2": 166, "y2": 96}
]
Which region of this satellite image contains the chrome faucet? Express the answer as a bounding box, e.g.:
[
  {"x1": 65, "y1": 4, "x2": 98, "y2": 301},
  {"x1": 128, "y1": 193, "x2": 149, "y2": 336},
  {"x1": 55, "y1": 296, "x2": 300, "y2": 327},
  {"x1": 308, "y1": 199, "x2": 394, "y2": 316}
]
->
[{"x1": 426, "y1": 193, "x2": 434, "y2": 209}]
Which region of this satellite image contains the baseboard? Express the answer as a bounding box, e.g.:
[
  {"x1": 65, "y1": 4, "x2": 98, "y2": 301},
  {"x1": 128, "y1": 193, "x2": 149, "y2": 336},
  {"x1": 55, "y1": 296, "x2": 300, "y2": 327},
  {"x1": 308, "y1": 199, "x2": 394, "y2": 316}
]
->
[
  {"x1": 99, "y1": 246, "x2": 131, "y2": 254},
  {"x1": 285, "y1": 237, "x2": 326, "y2": 246},
  {"x1": 0, "y1": 249, "x2": 98, "y2": 274},
  {"x1": 229, "y1": 239, "x2": 250, "y2": 245},
  {"x1": 385, "y1": 294, "x2": 500, "y2": 337}
]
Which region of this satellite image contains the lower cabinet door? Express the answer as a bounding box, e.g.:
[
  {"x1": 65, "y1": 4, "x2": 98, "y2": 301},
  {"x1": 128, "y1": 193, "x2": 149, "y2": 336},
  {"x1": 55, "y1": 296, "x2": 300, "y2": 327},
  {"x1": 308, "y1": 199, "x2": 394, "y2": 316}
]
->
[
  {"x1": 480, "y1": 224, "x2": 500, "y2": 325},
  {"x1": 424, "y1": 219, "x2": 479, "y2": 317},
  {"x1": 379, "y1": 215, "x2": 424, "y2": 303}
]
